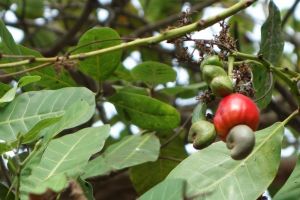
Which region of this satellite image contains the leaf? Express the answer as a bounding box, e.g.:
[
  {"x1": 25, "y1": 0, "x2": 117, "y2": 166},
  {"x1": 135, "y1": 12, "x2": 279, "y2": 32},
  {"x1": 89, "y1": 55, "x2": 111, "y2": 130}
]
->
[
  {"x1": 105, "y1": 134, "x2": 160, "y2": 169},
  {"x1": 21, "y1": 125, "x2": 110, "y2": 195},
  {"x1": 82, "y1": 156, "x2": 111, "y2": 179},
  {"x1": 0, "y1": 84, "x2": 17, "y2": 104},
  {"x1": 139, "y1": 179, "x2": 186, "y2": 200},
  {"x1": 82, "y1": 134, "x2": 160, "y2": 179},
  {"x1": 78, "y1": 178, "x2": 95, "y2": 200},
  {"x1": 130, "y1": 136, "x2": 187, "y2": 194},
  {"x1": 0, "y1": 19, "x2": 20, "y2": 54},
  {"x1": 259, "y1": 0, "x2": 284, "y2": 66},
  {"x1": 158, "y1": 83, "x2": 207, "y2": 99},
  {"x1": 273, "y1": 156, "x2": 300, "y2": 200},
  {"x1": 75, "y1": 27, "x2": 122, "y2": 81},
  {"x1": 109, "y1": 91, "x2": 180, "y2": 131},
  {"x1": 252, "y1": 63, "x2": 273, "y2": 109},
  {"x1": 22, "y1": 115, "x2": 64, "y2": 144},
  {"x1": 0, "y1": 87, "x2": 95, "y2": 142},
  {"x1": 131, "y1": 61, "x2": 176, "y2": 86},
  {"x1": 18, "y1": 75, "x2": 41, "y2": 87},
  {"x1": 166, "y1": 122, "x2": 285, "y2": 200}
]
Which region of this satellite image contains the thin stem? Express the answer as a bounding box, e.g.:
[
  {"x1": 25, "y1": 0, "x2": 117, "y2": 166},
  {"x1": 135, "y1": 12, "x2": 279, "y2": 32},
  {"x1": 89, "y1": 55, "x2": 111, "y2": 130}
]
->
[
  {"x1": 228, "y1": 56, "x2": 234, "y2": 78},
  {"x1": 161, "y1": 114, "x2": 192, "y2": 148},
  {"x1": 0, "y1": 62, "x2": 53, "y2": 78},
  {"x1": 159, "y1": 156, "x2": 183, "y2": 162},
  {"x1": 0, "y1": 0, "x2": 256, "y2": 69}
]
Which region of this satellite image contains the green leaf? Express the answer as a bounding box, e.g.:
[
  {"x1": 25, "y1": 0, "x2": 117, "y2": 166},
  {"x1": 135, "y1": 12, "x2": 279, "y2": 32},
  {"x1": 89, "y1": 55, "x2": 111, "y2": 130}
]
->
[
  {"x1": 130, "y1": 136, "x2": 187, "y2": 194},
  {"x1": 252, "y1": 63, "x2": 272, "y2": 109},
  {"x1": 259, "y1": 0, "x2": 284, "y2": 66},
  {"x1": 0, "y1": 19, "x2": 20, "y2": 55},
  {"x1": 22, "y1": 115, "x2": 64, "y2": 144},
  {"x1": 104, "y1": 134, "x2": 160, "y2": 169},
  {"x1": 109, "y1": 91, "x2": 180, "y2": 131},
  {"x1": 75, "y1": 27, "x2": 122, "y2": 81},
  {"x1": 0, "y1": 84, "x2": 17, "y2": 104},
  {"x1": 83, "y1": 134, "x2": 160, "y2": 179},
  {"x1": 0, "y1": 87, "x2": 95, "y2": 142},
  {"x1": 139, "y1": 179, "x2": 186, "y2": 200},
  {"x1": 166, "y1": 122, "x2": 285, "y2": 200},
  {"x1": 158, "y1": 83, "x2": 207, "y2": 99},
  {"x1": 273, "y1": 156, "x2": 300, "y2": 200},
  {"x1": 21, "y1": 125, "x2": 110, "y2": 195},
  {"x1": 18, "y1": 75, "x2": 41, "y2": 87},
  {"x1": 82, "y1": 156, "x2": 111, "y2": 179},
  {"x1": 131, "y1": 61, "x2": 176, "y2": 86},
  {"x1": 78, "y1": 178, "x2": 95, "y2": 200}
]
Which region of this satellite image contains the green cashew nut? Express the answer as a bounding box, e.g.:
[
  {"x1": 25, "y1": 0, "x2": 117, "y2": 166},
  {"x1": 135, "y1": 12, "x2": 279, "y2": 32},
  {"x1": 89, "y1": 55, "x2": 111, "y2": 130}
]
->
[
  {"x1": 202, "y1": 65, "x2": 227, "y2": 84},
  {"x1": 226, "y1": 125, "x2": 255, "y2": 160},
  {"x1": 188, "y1": 120, "x2": 216, "y2": 149},
  {"x1": 200, "y1": 55, "x2": 222, "y2": 70},
  {"x1": 188, "y1": 102, "x2": 216, "y2": 149},
  {"x1": 210, "y1": 76, "x2": 233, "y2": 97}
]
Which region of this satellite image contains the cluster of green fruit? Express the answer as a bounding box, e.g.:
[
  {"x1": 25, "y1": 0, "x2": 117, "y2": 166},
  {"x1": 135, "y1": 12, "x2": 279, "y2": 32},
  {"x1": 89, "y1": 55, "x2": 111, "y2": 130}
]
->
[{"x1": 188, "y1": 56, "x2": 260, "y2": 160}]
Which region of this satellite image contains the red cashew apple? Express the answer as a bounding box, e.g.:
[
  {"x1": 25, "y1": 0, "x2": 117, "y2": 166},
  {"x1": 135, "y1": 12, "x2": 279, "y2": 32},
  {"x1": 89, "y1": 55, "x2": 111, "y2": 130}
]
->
[{"x1": 213, "y1": 93, "x2": 260, "y2": 140}]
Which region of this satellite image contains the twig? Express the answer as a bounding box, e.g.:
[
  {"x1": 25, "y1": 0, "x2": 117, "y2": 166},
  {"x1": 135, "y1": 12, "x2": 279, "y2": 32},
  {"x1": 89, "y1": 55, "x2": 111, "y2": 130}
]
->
[
  {"x1": 159, "y1": 156, "x2": 183, "y2": 162},
  {"x1": 282, "y1": 0, "x2": 300, "y2": 27},
  {"x1": 43, "y1": 0, "x2": 99, "y2": 56},
  {"x1": 0, "y1": 62, "x2": 53, "y2": 78},
  {"x1": 0, "y1": 0, "x2": 257, "y2": 69},
  {"x1": 161, "y1": 114, "x2": 192, "y2": 148}
]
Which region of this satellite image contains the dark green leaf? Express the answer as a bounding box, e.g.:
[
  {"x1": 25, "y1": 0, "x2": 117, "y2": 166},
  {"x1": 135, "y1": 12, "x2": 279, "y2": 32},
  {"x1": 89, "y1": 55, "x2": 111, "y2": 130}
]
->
[
  {"x1": 0, "y1": 182, "x2": 15, "y2": 200},
  {"x1": 75, "y1": 27, "x2": 122, "y2": 81},
  {"x1": 259, "y1": 0, "x2": 284, "y2": 66},
  {"x1": 158, "y1": 83, "x2": 207, "y2": 99},
  {"x1": 0, "y1": 19, "x2": 20, "y2": 55},
  {"x1": 109, "y1": 91, "x2": 180, "y2": 131},
  {"x1": 78, "y1": 178, "x2": 95, "y2": 200},
  {"x1": 166, "y1": 122, "x2": 284, "y2": 200},
  {"x1": 131, "y1": 61, "x2": 176, "y2": 86},
  {"x1": 273, "y1": 156, "x2": 300, "y2": 200}
]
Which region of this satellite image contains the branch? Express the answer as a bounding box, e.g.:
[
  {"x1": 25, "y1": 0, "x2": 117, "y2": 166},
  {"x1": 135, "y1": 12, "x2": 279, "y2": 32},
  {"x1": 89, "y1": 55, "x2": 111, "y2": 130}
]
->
[
  {"x1": 129, "y1": 0, "x2": 219, "y2": 37},
  {"x1": 282, "y1": 0, "x2": 300, "y2": 27},
  {"x1": 43, "y1": 0, "x2": 99, "y2": 56},
  {"x1": 0, "y1": 0, "x2": 256, "y2": 70}
]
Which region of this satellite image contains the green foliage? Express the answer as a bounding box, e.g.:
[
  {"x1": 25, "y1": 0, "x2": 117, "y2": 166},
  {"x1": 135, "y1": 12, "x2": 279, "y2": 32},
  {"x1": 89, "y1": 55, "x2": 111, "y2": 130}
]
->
[
  {"x1": 20, "y1": 125, "x2": 110, "y2": 196},
  {"x1": 83, "y1": 134, "x2": 160, "y2": 179},
  {"x1": 131, "y1": 61, "x2": 177, "y2": 86},
  {"x1": 109, "y1": 91, "x2": 180, "y2": 131},
  {"x1": 75, "y1": 27, "x2": 122, "y2": 81},
  {"x1": 164, "y1": 123, "x2": 284, "y2": 200}
]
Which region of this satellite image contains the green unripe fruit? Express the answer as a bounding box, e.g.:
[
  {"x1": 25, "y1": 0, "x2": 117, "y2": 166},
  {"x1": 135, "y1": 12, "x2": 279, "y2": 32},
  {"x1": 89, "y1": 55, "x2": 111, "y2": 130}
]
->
[
  {"x1": 210, "y1": 76, "x2": 233, "y2": 97},
  {"x1": 188, "y1": 120, "x2": 216, "y2": 149},
  {"x1": 200, "y1": 55, "x2": 222, "y2": 70},
  {"x1": 202, "y1": 65, "x2": 227, "y2": 84},
  {"x1": 226, "y1": 125, "x2": 255, "y2": 160}
]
